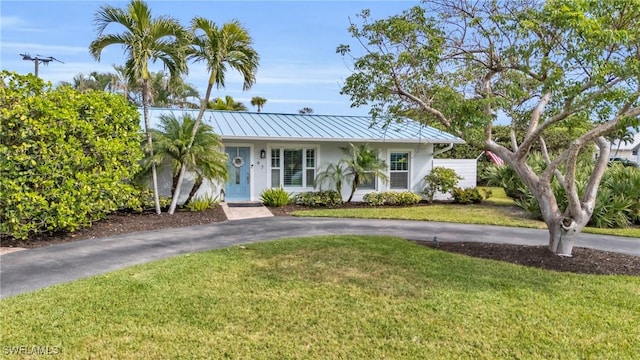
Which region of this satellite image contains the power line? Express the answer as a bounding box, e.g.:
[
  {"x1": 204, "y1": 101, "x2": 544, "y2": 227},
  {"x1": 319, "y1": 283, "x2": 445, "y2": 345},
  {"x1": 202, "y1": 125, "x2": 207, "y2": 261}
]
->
[{"x1": 20, "y1": 53, "x2": 64, "y2": 77}]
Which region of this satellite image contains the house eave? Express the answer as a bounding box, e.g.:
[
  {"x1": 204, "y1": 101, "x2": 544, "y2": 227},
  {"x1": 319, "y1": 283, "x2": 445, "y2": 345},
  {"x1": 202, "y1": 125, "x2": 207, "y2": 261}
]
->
[{"x1": 220, "y1": 136, "x2": 465, "y2": 144}]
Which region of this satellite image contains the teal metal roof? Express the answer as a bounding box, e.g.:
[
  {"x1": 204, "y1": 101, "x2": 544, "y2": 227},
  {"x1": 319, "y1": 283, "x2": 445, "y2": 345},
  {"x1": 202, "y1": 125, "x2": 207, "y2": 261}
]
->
[{"x1": 144, "y1": 108, "x2": 464, "y2": 144}]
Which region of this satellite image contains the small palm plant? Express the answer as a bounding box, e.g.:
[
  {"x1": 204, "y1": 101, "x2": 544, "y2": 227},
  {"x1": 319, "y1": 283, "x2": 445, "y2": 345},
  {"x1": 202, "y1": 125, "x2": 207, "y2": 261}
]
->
[
  {"x1": 341, "y1": 143, "x2": 389, "y2": 202},
  {"x1": 314, "y1": 162, "x2": 346, "y2": 195}
]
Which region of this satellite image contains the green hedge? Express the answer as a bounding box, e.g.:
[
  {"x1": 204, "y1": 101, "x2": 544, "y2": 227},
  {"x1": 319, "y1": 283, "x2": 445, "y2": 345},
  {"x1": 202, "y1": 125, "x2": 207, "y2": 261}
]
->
[
  {"x1": 0, "y1": 72, "x2": 143, "y2": 239},
  {"x1": 296, "y1": 191, "x2": 344, "y2": 207},
  {"x1": 363, "y1": 191, "x2": 422, "y2": 206}
]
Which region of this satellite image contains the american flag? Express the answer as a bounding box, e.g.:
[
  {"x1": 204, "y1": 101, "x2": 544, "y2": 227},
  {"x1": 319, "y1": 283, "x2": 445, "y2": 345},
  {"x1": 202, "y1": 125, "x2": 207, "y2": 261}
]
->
[{"x1": 486, "y1": 151, "x2": 505, "y2": 166}]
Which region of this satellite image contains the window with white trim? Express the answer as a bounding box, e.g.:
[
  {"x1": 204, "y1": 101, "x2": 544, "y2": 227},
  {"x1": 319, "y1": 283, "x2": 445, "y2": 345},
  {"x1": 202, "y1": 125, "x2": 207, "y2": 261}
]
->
[
  {"x1": 359, "y1": 173, "x2": 376, "y2": 190},
  {"x1": 271, "y1": 148, "x2": 281, "y2": 188},
  {"x1": 271, "y1": 147, "x2": 316, "y2": 188},
  {"x1": 389, "y1": 152, "x2": 409, "y2": 189}
]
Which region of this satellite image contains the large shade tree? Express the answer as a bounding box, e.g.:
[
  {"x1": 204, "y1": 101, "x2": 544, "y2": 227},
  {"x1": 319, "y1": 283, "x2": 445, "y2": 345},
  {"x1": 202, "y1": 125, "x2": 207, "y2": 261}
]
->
[
  {"x1": 89, "y1": 0, "x2": 189, "y2": 214},
  {"x1": 167, "y1": 17, "x2": 259, "y2": 214},
  {"x1": 339, "y1": 0, "x2": 640, "y2": 256}
]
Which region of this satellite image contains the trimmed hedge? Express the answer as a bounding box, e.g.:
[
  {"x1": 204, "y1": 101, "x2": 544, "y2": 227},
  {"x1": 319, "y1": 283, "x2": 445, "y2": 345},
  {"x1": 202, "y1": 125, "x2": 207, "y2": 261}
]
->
[
  {"x1": 296, "y1": 191, "x2": 343, "y2": 207},
  {"x1": 1, "y1": 72, "x2": 143, "y2": 239},
  {"x1": 363, "y1": 191, "x2": 422, "y2": 206}
]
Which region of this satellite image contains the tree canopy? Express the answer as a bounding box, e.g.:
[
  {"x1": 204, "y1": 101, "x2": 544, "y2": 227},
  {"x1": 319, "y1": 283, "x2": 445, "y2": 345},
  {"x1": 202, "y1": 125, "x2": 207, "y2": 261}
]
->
[{"x1": 339, "y1": 0, "x2": 640, "y2": 255}]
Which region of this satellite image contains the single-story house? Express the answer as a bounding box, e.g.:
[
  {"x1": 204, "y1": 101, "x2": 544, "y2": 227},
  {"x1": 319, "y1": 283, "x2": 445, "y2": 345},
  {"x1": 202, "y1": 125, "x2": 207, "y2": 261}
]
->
[
  {"x1": 607, "y1": 132, "x2": 640, "y2": 164},
  {"x1": 143, "y1": 108, "x2": 472, "y2": 203}
]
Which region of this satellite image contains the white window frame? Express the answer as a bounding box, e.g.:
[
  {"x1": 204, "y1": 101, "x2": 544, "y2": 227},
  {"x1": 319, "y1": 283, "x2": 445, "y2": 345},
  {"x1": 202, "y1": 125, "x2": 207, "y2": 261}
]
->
[
  {"x1": 358, "y1": 172, "x2": 377, "y2": 191},
  {"x1": 388, "y1": 150, "x2": 411, "y2": 190},
  {"x1": 269, "y1": 145, "x2": 318, "y2": 189}
]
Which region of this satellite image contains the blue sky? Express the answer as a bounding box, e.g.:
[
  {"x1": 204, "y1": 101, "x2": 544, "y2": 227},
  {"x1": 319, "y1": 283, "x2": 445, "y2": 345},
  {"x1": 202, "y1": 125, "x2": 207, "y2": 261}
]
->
[{"x1": 1, "y1": 0, "x2": 418, "y2": 116}]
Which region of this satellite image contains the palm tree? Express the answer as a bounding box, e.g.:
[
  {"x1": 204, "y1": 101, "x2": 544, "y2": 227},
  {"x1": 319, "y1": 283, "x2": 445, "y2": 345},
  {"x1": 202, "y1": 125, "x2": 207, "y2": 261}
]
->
[
  {"x1": 167, "y1": 17, "x2": 259, "y2": 214},
  {"x1": 341, "y1": 143, "x2": 389, "y2": 202},
  {"x1": 110, "y1": 64, "x2": 138, "y2": 104},
  {"x1": 150, "y1": 113, "x2": 227, "y2": 206},
  {"x1": 148, "y1": 71, "x2": 172, "y2": 107},
  {"x1": 168, "y1": 77, "x2": 200, "y2": 109},
  {"x1": 251, "y1": 96, "x2": 267, "y2": 112},
  {"x1": 70, "y1": 73, "x2": 97, "y2": 92},
  {"x1": 207, "y1": 95, "x2": 248, "y2": 111},
  {"x1": 89, "y1": 0, "x2": 189, "y2": 214},
  {"x1": 314, "y1": 162, "x2": 346, "y2": 195}
]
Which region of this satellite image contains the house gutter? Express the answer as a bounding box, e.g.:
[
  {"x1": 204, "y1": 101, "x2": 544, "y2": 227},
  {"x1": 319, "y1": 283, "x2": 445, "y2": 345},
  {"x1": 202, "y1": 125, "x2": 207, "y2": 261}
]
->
[{"x1": 433, "y1": 143, "x2": 454, "y2": 156}]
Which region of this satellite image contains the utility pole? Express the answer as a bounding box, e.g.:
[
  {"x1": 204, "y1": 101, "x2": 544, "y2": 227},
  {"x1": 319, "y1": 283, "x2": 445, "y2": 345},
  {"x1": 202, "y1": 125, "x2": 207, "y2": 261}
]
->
[{"x1": 20, "y1": 54, "x2": 64, "y2": 77}]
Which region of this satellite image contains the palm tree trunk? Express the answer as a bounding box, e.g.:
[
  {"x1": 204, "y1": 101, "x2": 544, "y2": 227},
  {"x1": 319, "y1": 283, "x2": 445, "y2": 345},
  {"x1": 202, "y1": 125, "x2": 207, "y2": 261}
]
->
[
  {"x1": 347, "y1": 175, "x2": 359, "y2": 203},
  {"x1": 168, "y1": 81, "x2": 215, "y2": 214},
  {"x1": 142, "y1": 79, "x2": 162, "y2": 214},
  {"x1": 172, "y1": 173, "x2": 179, "y2": 195},
  {"x1": 184, "y1": 175, "x2": 204, "y2": 206}
]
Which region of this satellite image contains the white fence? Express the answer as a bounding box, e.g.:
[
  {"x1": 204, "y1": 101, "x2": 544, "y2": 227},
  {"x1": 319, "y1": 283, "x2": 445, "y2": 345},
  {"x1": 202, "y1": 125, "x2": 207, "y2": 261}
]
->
[{"x1": 431, "y1": 159, "x2": 478, "y2": 201}]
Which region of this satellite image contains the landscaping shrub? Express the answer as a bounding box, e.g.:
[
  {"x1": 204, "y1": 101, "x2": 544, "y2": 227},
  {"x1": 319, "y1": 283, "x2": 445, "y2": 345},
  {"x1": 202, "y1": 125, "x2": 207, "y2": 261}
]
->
[
  {"x1": 480, "y1": 188, "x2": 493, "y2": 200},
  {"x1": 296, "y1": 190, "x2": 343, "y2": 207},
  {"x1": 185, "y1": 193, "x2": 219, "y2": 212},
  {"x1": 483, "y1": 152, "x2": 640, "y2": 228},
  {"x1": 133, "y1": 187, "x2": 172, "y2": 212},
  {"x1": 397, "y1": 191, "x2": 422, "y2": 205},
  {"x1": 260, "y1": 187, "x2": 293, "y2": 207},
  {"x1": 0, "y1": 71, "x2": 143, "y2": 239},
  {"x1": 423, "y1": 167, "x2": 462, "y2": 202},
  {"x1": 363, "y1": 192, "x2": 386, "y2": 206},
  {"x1": 363, "y1": 191, "x2": 422, "y2": 206},
  {"x1": 591, "y1": 165, "x2": 640, "y2": 227},
  {"x1": 451, "y1": 187, "x2": 484, "y2": 204},
  {"x1": 382, "y1": 191, "x2": 400, "y2": 205}
]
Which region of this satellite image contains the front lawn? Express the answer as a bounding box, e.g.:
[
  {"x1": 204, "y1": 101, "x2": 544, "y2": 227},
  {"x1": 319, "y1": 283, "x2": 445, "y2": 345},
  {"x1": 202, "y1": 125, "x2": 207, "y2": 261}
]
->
[
  {"x1": 292, "y1": 204, "x2": 547, "y2": 229},
  {"x1": 1, "y1": 235, "x2": 638, "y2": 359},
  {"x1": 290, "y1": 201, "x2": 640, "y2": 238}
]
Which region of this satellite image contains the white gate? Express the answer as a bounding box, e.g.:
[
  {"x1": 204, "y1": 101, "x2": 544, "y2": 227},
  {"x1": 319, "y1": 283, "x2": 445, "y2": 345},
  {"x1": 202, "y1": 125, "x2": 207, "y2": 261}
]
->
[{"x1": 431, "y1": 159, "x2": 477, "y2": 200}]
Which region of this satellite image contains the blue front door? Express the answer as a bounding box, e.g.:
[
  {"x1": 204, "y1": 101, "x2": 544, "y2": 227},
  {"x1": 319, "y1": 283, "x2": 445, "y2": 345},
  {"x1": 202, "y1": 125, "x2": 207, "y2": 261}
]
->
[{"x1": 225, "y1": 147, "x2": 251, "y2": 201}]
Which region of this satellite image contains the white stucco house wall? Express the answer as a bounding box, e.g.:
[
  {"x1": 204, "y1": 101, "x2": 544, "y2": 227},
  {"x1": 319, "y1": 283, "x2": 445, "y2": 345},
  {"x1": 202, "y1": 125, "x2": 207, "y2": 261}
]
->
[
  {"x1": 608, "y1": 132, "x2": 640, "y2": 163},
  {"x1": 143, "y1": 108, "x2": 471, "y2": 203}
]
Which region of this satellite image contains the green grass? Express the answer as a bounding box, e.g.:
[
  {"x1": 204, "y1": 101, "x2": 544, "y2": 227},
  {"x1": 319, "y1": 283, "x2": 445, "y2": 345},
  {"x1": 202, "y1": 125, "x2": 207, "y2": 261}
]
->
[
  {"x1": 1, "y1": 235, "x2": 638, "y2": 359},
  {"x1": 294, "y1": 204, "x2": 547, "y2": 229},
  {"x1": 582, "y1": 226, "x2": 640, "y2": 238},
  {"x1": 291, "y1": 186, "x2": 640, "y2": 238},
  {"x1": 478, "y1": 186, "x2": 516, "y2": 206}
]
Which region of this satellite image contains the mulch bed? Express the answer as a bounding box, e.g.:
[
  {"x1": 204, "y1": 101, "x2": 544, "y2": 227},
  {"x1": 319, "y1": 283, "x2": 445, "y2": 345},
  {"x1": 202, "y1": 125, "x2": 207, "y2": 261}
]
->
[
  {"x1": 2, "y1": 203, "x2": 638, "y2": 276},
  {"x1": 1, "y1": 206, "x2": 227, "y2": 249},
  {"x1": 415, "y1": 241, "x2": 640, "y2": 276}
]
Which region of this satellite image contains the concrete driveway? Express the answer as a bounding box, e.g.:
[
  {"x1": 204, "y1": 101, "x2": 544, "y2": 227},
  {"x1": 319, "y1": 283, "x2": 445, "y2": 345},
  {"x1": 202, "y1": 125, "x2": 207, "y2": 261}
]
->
[{"x1": 1, "y1": 217, "x2": 638, "y2": 299}]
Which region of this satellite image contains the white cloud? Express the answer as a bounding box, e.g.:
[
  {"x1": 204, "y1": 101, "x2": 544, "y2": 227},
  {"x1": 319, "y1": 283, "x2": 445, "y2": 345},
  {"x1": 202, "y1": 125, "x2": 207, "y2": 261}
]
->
[
  {"x1": 253, "y1": 98, "x2": 345, "y2": 105},
  {"x1": 2, "y1": 42, "x2": 88, "y2": 55},
  {"x1": 0, "y1": 16, "x2": 27, "y2": 28},
  {"x1": 0, "y1": 16, "x2": 45, "y2": 32}
]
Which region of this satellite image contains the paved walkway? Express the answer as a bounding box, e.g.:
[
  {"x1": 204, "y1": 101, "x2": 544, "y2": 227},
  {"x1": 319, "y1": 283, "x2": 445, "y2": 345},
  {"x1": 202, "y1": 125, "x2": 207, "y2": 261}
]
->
[
  {"x1": 1, "y1": 216, "x2": 638, "y2": 299},
  {"x1": 220, "y1": 202, "x2": 273, "y2": 220}
]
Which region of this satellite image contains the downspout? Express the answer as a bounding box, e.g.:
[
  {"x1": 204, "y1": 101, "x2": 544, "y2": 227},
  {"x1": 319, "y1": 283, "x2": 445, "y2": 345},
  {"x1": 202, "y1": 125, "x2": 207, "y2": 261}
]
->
[{"x1": 433, "y1": 143, "x2": 454, "y2": 157}]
